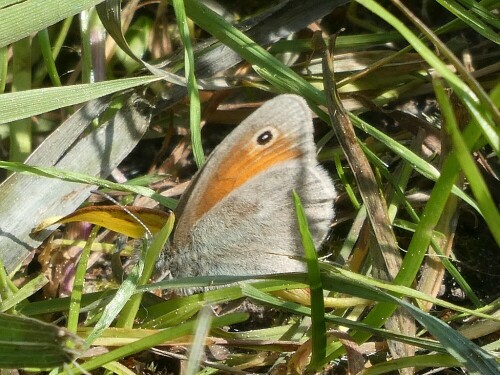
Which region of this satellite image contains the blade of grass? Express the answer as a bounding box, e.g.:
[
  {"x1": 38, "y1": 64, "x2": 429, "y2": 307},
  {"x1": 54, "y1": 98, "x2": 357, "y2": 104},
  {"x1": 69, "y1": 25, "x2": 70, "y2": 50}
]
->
[
  {"x1": 435, "y1": 78, "x2": 500, "y2": 245},
  {"x1": 67, "y1": 226, "x2": 100, "y2": 335},
  {"x1": 102, "y1": 361, "x2": 137, "y2": 375},
  {"x1": 0, "y1": 161, "x2": 177, "y2": 209},
  {"x1": 116, "y1": 214, "x2": 175, "y2": 328},
  {"x1": 185, "y1": 306, "x2": 213, "y2": 375},
  {"x1": 0, "y1": 45, "x2": 7, "y2": 92},
  {"x1": 323, "y1": 43, "x2": 402, "y2": 278},
  {"x1": 436, "y1": 0, "x2": 500, "y2": 43},
  {"x1": 0, "y1": 75, "x2": 161, "y2": 124},
  {"x1": 0, "y1": 274, "x2": 48, "y2": 312},
  {"x1": 19, "y1": 290, "x2": 113, "y2": 316},
  {"x1": 37, "y1": 28, "x2": 62, "y2": 86},
  {"x1": 323, "y1": 42, "x2": 415, "y2": 366},
  {"x1": 0, "y1": 0, "x2": 107, "y2": 48},
  {"x1": 358, "y1": 0, "x2": 499, "y2": 155},
  {"x1": 0, "y1": 257, "x2": 13, "y2": 303},
  {"x1": 10, "y1": 36, "x2": 32, "y2": 162},
  {"x1": 63, "y1": 312, "x2": 248, "y2": 375},
  {"x1": 84, "y1": 238, "x2": 146, "y2": 346},
  {"x1": 172, "y1": 0, "x2": 204, "y2": 168},
  {"x1": 0, "y1": 312, "x2": 83, "y2": 369},
  {"x1": 362, "y1": 353, "x2": 460, "y2": 374},
  {"x1": 80, "y1": 9, "x2": 93, "y2": 83},
  {"x1": 334, "y1": 153, "x2": 361, "y2": 209},
  {"x1": 292, "y1": 191, "x2": 326, "y2": 369},
  {"x1": 33, "y1": 16, "x2": 73, "y2": 86},
  {"x1": 458, "y1": 0, "x2": 500, "y2": 28}
]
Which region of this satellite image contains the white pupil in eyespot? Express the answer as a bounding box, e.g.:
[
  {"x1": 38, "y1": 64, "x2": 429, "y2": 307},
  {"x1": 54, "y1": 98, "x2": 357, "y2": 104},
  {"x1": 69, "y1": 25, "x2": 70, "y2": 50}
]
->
[{"x1": 257, "y1": 130, "x2": 273, "y2": 145}]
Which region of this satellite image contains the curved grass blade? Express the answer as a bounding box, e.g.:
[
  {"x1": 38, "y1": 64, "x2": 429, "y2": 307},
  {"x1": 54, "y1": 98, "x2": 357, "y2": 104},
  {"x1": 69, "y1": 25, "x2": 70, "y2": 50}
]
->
[{"x1": 95, "y1": 0, "x2": 194, "y2": 87}]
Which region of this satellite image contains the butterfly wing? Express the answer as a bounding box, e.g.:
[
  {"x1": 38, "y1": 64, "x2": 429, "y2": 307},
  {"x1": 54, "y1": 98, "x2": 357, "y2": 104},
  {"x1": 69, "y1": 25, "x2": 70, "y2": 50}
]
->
[{"x1": 162, "y1": 95, "x2": 336, "y2": 278}]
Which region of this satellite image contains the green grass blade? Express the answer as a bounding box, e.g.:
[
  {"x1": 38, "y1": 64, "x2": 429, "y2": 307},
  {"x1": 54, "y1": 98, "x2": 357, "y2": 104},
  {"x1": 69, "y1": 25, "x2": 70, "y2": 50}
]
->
[
  {"x1": 0, "y1": 257, "x2": 13, "y2": 303},
  {"x1": 64, "y1": 312, "x2": 248, "y2": 375},
  {"x1": 396, "y1": 297, "x2": 500, "y2": 375},
  {"x1": 292, "y1": 191, "x2": 326, "y2": 368},
  {"x1": 0, "y1": 75, "x2": 161, "y2": 124},
  {"x1": 84, "y1": 239, "x2": 146, "y2": 346},
  {"x1": 0, "y1": 45, "x2": 7, "y2": 92},
  {"x1": 436, "y1": 0, "x2": 500, "y2": 43},
  {"x1": 0, "y1": 274, "x2": 48, "y2": 312},
  {"x1": 79, "y1": 9, "x2": 93, "y2": 83},
  {"x1": 0, "y1": 0, "x2": 106, "y2": 48},
  {"x1": 33, "y1": 17, "x2": 72, "y2": 86},
  {"x1": 173, "y1": 0, "x2": 204, "y2": 168},
  {"x1": 434, "y1": 78, "x2": 500, "y2": 246},
  {"x1": 10, "y1": 37, "x2": 32, "y2": 162},
  {"x1": 37, "y1": 28, "x2": 62, "y2": 86},
  {"x1": 0, "y1": 161, "x2": 177, "y2": 209},
  {"x1": 183, "y1": 0, "x2": 325, "y2": 104},
  {"x1": 334, "y1": 153, "x2": 361, "y2": 209},
  {"x1": 0, "y1": 312, "x2": 82, "y2": 369},
  {"x1": 67, "y1": 226, "x2": 99, "y2": 334},
  {"x1": 116, "y1": 214, "x2": 175, "y2": 328},
  {"x1": 362, "y1": 353, "x2": 460, "y2": 374}
]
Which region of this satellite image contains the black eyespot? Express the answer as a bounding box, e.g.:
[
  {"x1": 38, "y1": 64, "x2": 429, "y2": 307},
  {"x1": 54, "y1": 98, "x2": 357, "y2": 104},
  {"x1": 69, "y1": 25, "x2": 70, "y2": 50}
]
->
[{"x1": 256, "y1": 130, "x2": 273, "y2": 145}]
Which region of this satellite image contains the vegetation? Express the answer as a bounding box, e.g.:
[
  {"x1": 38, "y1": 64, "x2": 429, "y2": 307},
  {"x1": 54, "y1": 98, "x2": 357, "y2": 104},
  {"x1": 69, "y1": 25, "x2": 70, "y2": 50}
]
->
[{"x1": 0, "y1": 0, "x2": 499, "y2": 374}]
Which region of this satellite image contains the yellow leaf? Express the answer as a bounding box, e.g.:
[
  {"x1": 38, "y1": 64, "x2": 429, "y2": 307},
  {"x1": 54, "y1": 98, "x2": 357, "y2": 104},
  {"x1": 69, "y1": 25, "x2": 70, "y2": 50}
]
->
[{"x1": 34, "y1": 205, "x2": 171, "y2": 238}]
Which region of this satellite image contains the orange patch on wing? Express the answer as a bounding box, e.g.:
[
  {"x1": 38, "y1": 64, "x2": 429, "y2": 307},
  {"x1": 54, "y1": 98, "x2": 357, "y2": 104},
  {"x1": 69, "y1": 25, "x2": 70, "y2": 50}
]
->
[{"x1": 193, "y1": 134, "x2": 302, "y2": 220}]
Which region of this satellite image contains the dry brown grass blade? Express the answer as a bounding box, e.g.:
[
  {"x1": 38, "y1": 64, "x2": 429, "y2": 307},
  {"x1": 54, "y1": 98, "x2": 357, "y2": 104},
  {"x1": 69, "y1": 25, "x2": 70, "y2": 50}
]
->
[{"x1": 322, "y1": 40, "x2": 415, "y2": 372}]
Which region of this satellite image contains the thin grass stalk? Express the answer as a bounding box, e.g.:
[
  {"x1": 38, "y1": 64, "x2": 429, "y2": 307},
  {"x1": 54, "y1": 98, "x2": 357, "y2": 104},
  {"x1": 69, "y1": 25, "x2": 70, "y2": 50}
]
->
[
  {"x1": 293, "y1": 192, "x2": 326, "y2": 369},
  {"x1": 0, "y1": 46, "x2": 7, "y2": 92},
  {"x1": 67, "y1": 226, "x2": 100, "y2": 335},
  {"x1": 10, "y1": 37, "x2": 31, "y2": 162},
  {"x1": 172, "y1": 0, "x2": 204, "y2": 168},
  {"x1": 34, "y1": 17, "x2": 73, "y2": 86},
  {"x1": 37, "y1": 29, "x2": 62, "y2": 86}
]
